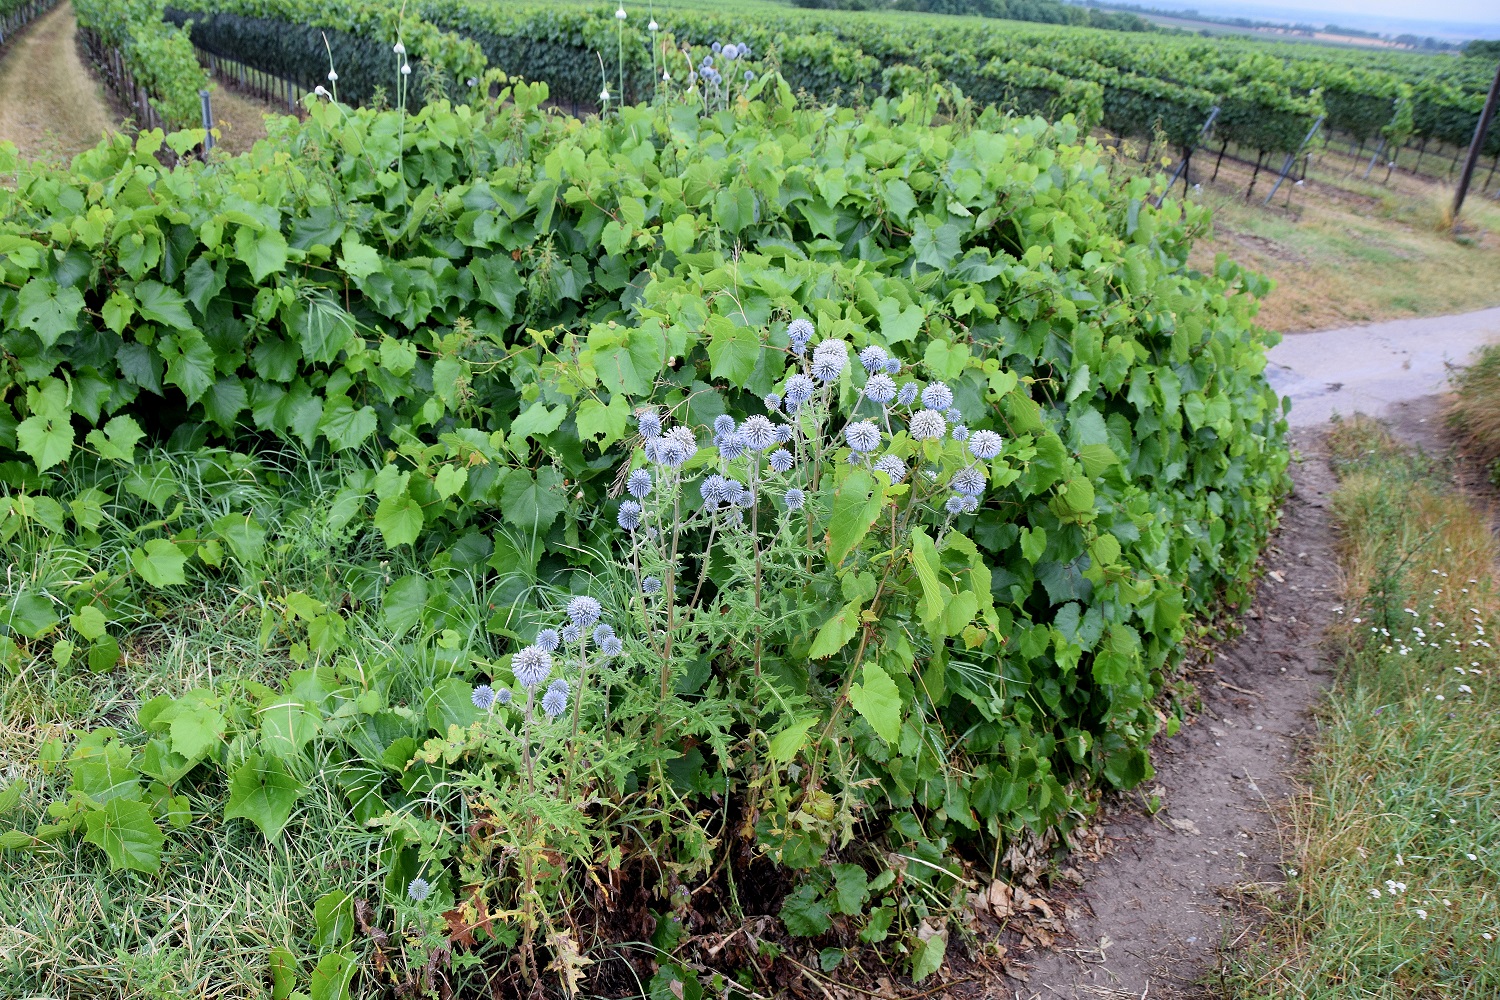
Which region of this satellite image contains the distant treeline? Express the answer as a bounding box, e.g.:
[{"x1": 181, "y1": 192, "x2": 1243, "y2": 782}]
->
[{"x1": 790, "y1": 0, "x2": 1150, "y2": 32}]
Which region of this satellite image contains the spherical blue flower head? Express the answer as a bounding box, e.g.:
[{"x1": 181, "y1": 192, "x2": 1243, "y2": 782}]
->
[
  {"x1": 560, "y1": 623, "x2": 581, "y2": 645},
  {"x1": 885, "y1": 357, "x2": 902, "y2": 375},
  {"x1": 968, "y1": 430, "x2": 1004, "y2": 461},
  {"x1": 723, "y1": 479, "x2": 746, "y2": 506},
  {"x1": 471, "y1": 684, "x2": 497, "y2": 711},
  {"x1": 787, "y1": 318, "x2": 814, "y2": 350},
  {"x1": 714, "y1": 414, "x2": 737, "y2": 437},
  {"x1": 952, "y1": 425, "x2": 970, "y2": 442},
  {"x1": 512, "y1": 645, "x2": 553, "y2": 689},
  {"x1": 774, "y1": 424, "x2": 795, "y2": 445},
  {"x1": 784, "y1": 374, "x2": 816, "y2": 405},
  {"x1": 910, "y1": 409, "x2": 946, "y2": 441},
  {"x1": 567, "y1": 596, "x2": 603, "y2": 629},
  {"x1": 701, "y1": 473, "x2": 732, "y2": 507},
  {"x1": 541, "y1": 686, "x2": 568, "y2": 720},
  {"x1": 764, "y1": 393, "x2": 782, "y2": 412},
  {"x1": 718, "y1": 431, "x2": 749, "y2": 461},
  {"x1": 618, "y1": 500, "x2": 643, "y2": 531},
  {"x1": 656, "y1": 426, "x2": 698, "y2": 468},
  {"x1": 921, "y1": 382, "x2": 954, "y2": 411},
  {"x1": 961, "y1": 495, "x2": 979, "y2": 514},
  {"x1": 497, "y1": 687, "x2": 513, "y2": 705},
  {"x1": 744, "y1": 70, "x2": 754, "y2": 82},
  {"x1": 641, "y1": 576, "x2": 662, "y2": 595},
  {"x1": 711, "y1": 40, "x2": 721, "y2": 53},
  {"x1": 863, "y1": 373, "x2": 897, "y2": 404},
  {"x1": 873, "y1": 454, "x2": 906, "y2": 484},
  {"x1": 734, "y1": 486, "x2": 757, "y2": 509},
  {"x1": 768, "y1": 448, "x2": 795, "y2": 473},
  {"x1": 547, "y1": 677, "x2": 570, "y2": 698},
  {"x1": 944, "y1": 494, "x2": 967, "y2": 515},
  {"x1": 536, "y1": 628, "x2": 560, "y2": 652},
  {"x1": 944, "y1": 407, "x2": 963, "y2": 423},
  {"x1": 592, "y1": 623, "x2": 616, "y2": 645},
  {"x1": 784, "y1": 487, "x2": 805, "y2": 511},
  {"x1": 626, "y1": 468, "x2": 653, "y2": 499},
  {"x1": 600, "y1": 635, "x2": 624, "y2": 657},
  {"x1": 408, "y1": 877, "x2": 432, "y2": 902},
  {"x1": 859, "y1": 344, "x2": 889, "y2": 374},
  {"x1": 951, "y1": 466, "x2": 986, "y2": 496},
  {"x1": 742, "y1": 415, "x2": 776, "y2": 451},
  {"x1": 845, "y1": 421, "x2": 881, "y2": 453},
  {"x1": 897, "y1": 382, "x2": 919, "y2": 407},
  {"x1": 723, "y1": 43, "x2": 739, "y2": 59},
  {"x1": 811, "y1": 340, "x2": 848, "y2": 384},
  {"x1": 637, "y1": 410, "x2": 662, "y2": 440},
  {"x1": 643, "y1": 438, "x2": 660, "y2": 464}
]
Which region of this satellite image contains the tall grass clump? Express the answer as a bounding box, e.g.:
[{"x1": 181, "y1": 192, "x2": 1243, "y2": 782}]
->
[
  {"x1": 1447, "y1": 343, "x2": 1500, "y2": 480},
  {"x1": 1223, "y1": 417, "x2": 1500, "y2": 999}
]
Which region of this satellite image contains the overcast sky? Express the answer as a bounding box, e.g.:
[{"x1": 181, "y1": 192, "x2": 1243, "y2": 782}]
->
[{"x1": 1175, "y1": 0, "x2": 1500, "y2": 35}]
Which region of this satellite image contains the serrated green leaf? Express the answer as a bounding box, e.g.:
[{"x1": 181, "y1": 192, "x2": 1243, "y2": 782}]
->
[
  {"x1": 163, "y1": 331, "x2": 218, "y2": 404},
  {"x1": 381, "y1": 575, "x2": 429, "y2": 637},
  {"x1": 169, "y1": 702, "x2": 226, "y2": 760},
  {"x1": 16, "y1": 378, "x2": 74, "y2": 471},
  {"x1": 827, "y1": 469, "x2": 884, "y2": 566},
  {"x1": 318, "y1": 397, "x2": 378, "y2": 452},
  {"x1": 510, "y1": 403, "x2": 565, "y2": 444},
  {"x1": 808, "y1": 599, "x2": 862, "y2": 659},
  {"x1": 134, "y1": 280, "x2": 194, "y2": 329},
  {"x1": 500, "y1": 467, "x2": 566, "y2": 534},
  {"x1": 213, "y1": 512, "x2": 267, "y2": 566},
  {"x1": 575, "y1": 395, "x2": 630, "y2": 450},
  {"x1": 84, "y1": 415, "x2": 145, "y2": 464},
  {"x1": 259, "y1": 698, "x2": 321, "y2": 757},
  {"x1": 706, "y1": 316, "x2": 760, "y2": 388},
  {"x1": 910, "y1": 923, "x2": 947, "y2": 982},
  {"x1": 767, "y1": 715, "x2": 818, "y2": 764},
  {"x1": 847, "y1": 663, "x2": 901, "y2": 744},
  {"x1": 16, "y1": 277, "x2": 84, "y2": 347},
  {"x1": 224, "y1": 753, "x2": 306, "y2": 842},
  {"x1": 337, "y1": 237, "x2": 383, "y2": 279},
  {"x1": 83, "y1": 799, "x2": 164, "y2": 874},
  {"x1": 132, "y1": 538, "x2": 188, "y2": 588},
  {"x1": 7, "y1": 591, "x2": 60, "y2": 638},
  {"x1": 235, "y1": 225, "x2": 289, "y2": 282},
  {"x1": 373, "y1": 493, "x2": 424, "y2": 548}
]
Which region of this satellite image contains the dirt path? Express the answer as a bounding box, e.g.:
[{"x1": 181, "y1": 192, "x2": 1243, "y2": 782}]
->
[
  {"x1": 1019, "y1": 429, "x2": 1340, "y2": 998},
  {"x1": 1267, "y1": 306, "x2": 1500, "y2": 428},
  {"x1": 0, "y1": 1, "x2": 115, "y2": 160}
]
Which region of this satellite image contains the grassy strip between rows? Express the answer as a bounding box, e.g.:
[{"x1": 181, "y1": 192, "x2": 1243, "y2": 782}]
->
[{"x1": 1224, "y1": 416, "x2": 1499, "y2": 998}]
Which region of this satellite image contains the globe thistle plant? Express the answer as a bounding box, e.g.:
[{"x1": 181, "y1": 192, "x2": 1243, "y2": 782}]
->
[
  {"x1": 768, "y1": 448, "x2": 795, "y2": 473},
  {"x1": 741, "y1": 415, "x2": 776, "y2": 451},
  {"x1": 910, "y1": 409, "x2": 946, "y2": 441},
  {"x1": 407, "y1": 877, "x2": 432, "y2": 902},
  {"x1": 536, "y1": 628, "x2": 560, "y2": 652},
  {"x1": 952, "y1": 425, "x2": 969, "y2": 442},
  {"x1": 811, "y1": 340, "x2": 848, "y2": 383},
  {"x1": 627, "y1": 469, "x2": 653, "y2": 499},
  {"x1": 783, "y1": 374, "x2": 816, "y2": 406},
  {"x1": 864, "y1": 373, "x2": 897, "y2": 404},
  {"x1": 873, "y1": 454, "x2": 906, "y2": 484},
  {"x1": 472, "y1": 685, "x2": 497, "y2": 711},
  {"x1": 921, "y1": 382, "x2": 954, "y2": 411},
  {"x1": 784, "y1": 488, "x2": 805, "y2": 511},
  {"x1": 637, "y1": 410, "x2": 662, "y2": 439},
  {"x1": 567, "y1": 597, "x2": 603, "y2": 629},
  {"x1": 968, "y1": 430, "x2": 1004, "y2": 461},
  {"x1": 897, "y1": 382, "x2": 919, "y2": 407},
  {"x1": 951, "y1": 466, "x2": 986, "y2": 496},
  {"x1": 513, "y1": 645, "x2": 553, "y2": 689},
  {"x1": 618, "y1": 501, "x2": 643, "y2": 531},
  {"x1": 542, "y1": 685, "x2": 569, "y2": 720},
  {"x1": 859, "y1": 345, "x2": 888, "y2": 373},
  {"x1": 714, "y1": 415, "x2": 737, "y2": 437},
  {"x1": 641, "y1": 576, "x2": 662, "y2": 594},
  {"x1": 845, "y1": 421, "x2": 881, "y2": 453}
]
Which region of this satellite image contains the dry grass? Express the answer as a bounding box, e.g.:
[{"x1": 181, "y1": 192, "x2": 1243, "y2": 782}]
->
[
  {"x1": 1175, "y1": 144, "x2": 1500, "y2": 333},
  {"x1": 1223, "y1": 416, "x2": 1500, "y2": 998},
  {"x1": 1447, "y1": 344, "x2": 1500, "y2": 472},
  {"x1": 0, "y1": 2, "x2": 116, "y2": 162}
]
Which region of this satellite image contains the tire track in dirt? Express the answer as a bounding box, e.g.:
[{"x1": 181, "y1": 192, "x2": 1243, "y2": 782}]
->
[
  {"x1": 1017, "y1": 430, "x2": 1341, "y2": 998},
  {"x1": 0, "y1": 1, "x2": 115, "y2": 160}
]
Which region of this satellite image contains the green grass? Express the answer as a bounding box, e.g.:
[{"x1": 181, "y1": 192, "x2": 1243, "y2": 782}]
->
[
  {"x1": 1222, "y1": 418, "x2": 1500, "y2": 998},
  {"x1": 0, "y1": 448, "x2": 393, "y2": 998}
]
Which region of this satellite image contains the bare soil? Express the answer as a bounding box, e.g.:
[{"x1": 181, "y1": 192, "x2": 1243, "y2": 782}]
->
[
  {"x1": 0, "y1": 2, "x2": 115, "y2": 161},
  {"x1": 1012, "y1": 429, "x2": 1341, "y2": 998}
]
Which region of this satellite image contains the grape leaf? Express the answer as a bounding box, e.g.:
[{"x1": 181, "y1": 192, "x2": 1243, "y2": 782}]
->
[
  {"x1": 847, "y1": 663, "x2": 902, "y2": 744},
  {"x1": 500, "y1": 468, "x2": 566, "y2": 533},
  {"x1": 15, "y1": 277, "x2": 84, "y2": 347},
  {"x1": 132, "y1": 539, "x2": 188, "y2": 588},
  {"x1": 83, "y1": 799, "x2": 164, "y2": 874},
  {"x1": 134, "y1": 280, "x2": 194, "y2": 329},
  {"x1": 374, "y1": 493, "x2": 425, "y2": 548},
  {"x1": 224, "y1": 753, "x2": 306, "y2": 842}
]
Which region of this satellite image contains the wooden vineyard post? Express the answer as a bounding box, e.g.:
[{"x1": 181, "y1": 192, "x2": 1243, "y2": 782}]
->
[
  {"x1": 1265, "y1": 115, "x2": 1324, "y2": 206},
  {"x1": 1245, "y1": 149, "x2": 1266, "y2": 200},
  {"x1": 1453, "y1": 57, "x2": 1500, "y2": 226},
  {"x1": 1212, "y1": 138, "x2": 1229, "y2": 182},
  {"x1": 1154, "y1": 105, "x2": 1218, "y2": 208}
]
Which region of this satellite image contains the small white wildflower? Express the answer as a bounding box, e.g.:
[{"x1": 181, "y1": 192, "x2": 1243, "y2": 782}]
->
[
  {"x1": 1459, "y1": 684, "x2": 1473, "y2": 694},
  {"x1": 394, "y1": 41, "x2": 406, "y2": 55},
  {"x1": 1415, "y1": 908, "x2": 1428, "y2": 920},
  {"x1": 401, "y1": 63, "x2": 411, "y2": 76},
  {"x1": 328, "y1": 69, "x2": 338, "y2": 82},
  {"x1": 1370, "y1": 888, "x2": 1382, "y2": 898},
  {"x1": 616, "y1": 5, "x2": 627, "y2": 18}
]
